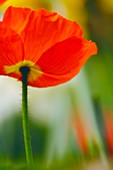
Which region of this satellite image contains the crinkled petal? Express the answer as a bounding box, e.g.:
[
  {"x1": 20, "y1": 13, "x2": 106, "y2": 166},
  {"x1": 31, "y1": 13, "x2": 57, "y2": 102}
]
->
[
  {"x1": 30, "y1": 37, "x2": 97, "y2": 87},
  {"x1": 3, "y1": 6, "x2": 83, "y2": 62},
  {"x1": 0, "y1": 22, "x2": 24, "y2": 75},
  {"x1": 3, "y1": 6, "x2": 32, "y2": 34},
  {"x1": 28, "y1": 69, "x2": 82, "y2": 87},
  {"x1": 37, "y1": 37, "x2": 97, "y2": 75}
]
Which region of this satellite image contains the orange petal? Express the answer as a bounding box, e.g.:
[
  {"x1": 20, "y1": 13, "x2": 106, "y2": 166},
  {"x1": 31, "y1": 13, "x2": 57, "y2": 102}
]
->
[
  {"x1": 0, "y1": 22, "x2": 24, "y2": 75},
  {"x1": 28, "y1": 72, "x2": 77, "y2": 88},
  {"x1": 3, "y1": 6, "x2": 32, "y2": 34},
  {"x1": 3, "y1": 6, "x2": 83, "y2": 62},
  {"x1": 30, "y1": 37, "x2": 97, "y2": 87},
  {"x1": 37, "y1": 37, "x2": 82, "y2": 75},
  {"x1": 37, "y1": 37, "x2": 97, "y2": 76}
]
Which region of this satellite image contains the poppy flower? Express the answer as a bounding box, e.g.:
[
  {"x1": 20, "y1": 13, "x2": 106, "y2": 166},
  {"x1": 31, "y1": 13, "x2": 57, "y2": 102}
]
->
[
  {"x1": 0, "y1": 0, "x2": 7, "y2": 5},
  {"x1": 0, "y1": 6, "x2": 97, "y2": 88}
]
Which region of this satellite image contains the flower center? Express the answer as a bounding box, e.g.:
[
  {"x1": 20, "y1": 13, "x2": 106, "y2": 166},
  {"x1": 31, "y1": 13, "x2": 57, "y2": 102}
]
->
[
  {"x1": 5, "y1": 60, "x2": 42, "y2": 82},
  {"x1": 20, "y1": 66, "x2": 30, "y2": 75}
]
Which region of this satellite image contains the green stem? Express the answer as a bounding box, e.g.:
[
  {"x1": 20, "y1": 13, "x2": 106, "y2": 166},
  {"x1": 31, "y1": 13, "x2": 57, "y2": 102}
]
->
[{"x1": 20, "y1": 66, "x2": 33, "y2": 168}]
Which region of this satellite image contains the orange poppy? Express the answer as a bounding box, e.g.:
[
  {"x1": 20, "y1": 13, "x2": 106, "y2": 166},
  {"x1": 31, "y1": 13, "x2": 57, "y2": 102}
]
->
[
  {"x1": 0, "y1": 6, "x2": 97, "y2": 87},
  {"x1": 0, "y1": 0, "x2": 7, "y2": 5}
]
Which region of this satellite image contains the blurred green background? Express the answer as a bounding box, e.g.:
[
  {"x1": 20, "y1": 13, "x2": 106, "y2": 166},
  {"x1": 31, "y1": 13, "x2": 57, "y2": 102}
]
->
[{"x1": 0, "y1": 0, "x2": 113, "y2": 169}]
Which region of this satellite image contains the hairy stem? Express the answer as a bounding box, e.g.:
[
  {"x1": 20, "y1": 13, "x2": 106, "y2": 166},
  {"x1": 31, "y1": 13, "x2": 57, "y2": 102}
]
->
[{"x1": 20, "y1": 66, "x2": 33, "y2": 168}]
